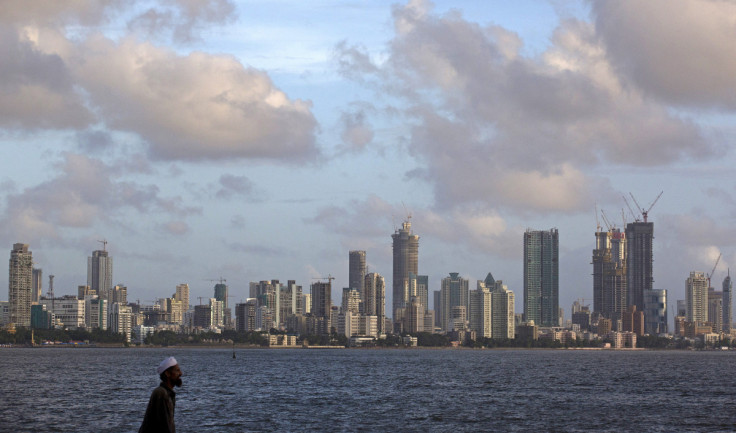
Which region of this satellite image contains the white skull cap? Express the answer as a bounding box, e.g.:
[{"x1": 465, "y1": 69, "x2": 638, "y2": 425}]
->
[{"x1": 157, "y1": 356, "x2": 178, "y2": 375}]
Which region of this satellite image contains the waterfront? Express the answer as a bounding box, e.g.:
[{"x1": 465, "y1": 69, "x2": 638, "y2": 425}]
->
[{"x1": 1, "y1": 348, "x2": 735, "y2": 432}]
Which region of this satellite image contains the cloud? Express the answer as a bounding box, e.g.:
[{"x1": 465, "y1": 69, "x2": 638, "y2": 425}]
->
[
  {"x1": 336, "y1": 1, "x2": 717, "y2": 213},
  {"x1": 69, "y1": 36, "x2": 319, "y2": 162},
  {"x1": 216, "y1": 174, "x2": 253, "y2": 199},
  {"x1": 591, "y1": 0, "x2": 736, "y2": 108},
  {"x1": 0, "y1": 153, "x2": 200, "y2": 245},
  {"x1": 0, "y1": 0, "x2": 123, "y2": 27},
  {"x1": 128, "y1": 0, "x2": 237, "y2": 44},
  {"x1": 161, "y1": 220, "x2": 190, "y2": 235},
  {"x1": 0, "y1": 27, "x2": 93, "y2": 130},
  {"x1": 338, "y1": 108, "x2": 374, "y2": 153}
]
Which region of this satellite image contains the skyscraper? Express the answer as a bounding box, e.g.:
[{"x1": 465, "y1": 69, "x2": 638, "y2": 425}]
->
[
  {"x1": 626, "y1": 221, "x2": 653, "y2": 313},
  {"x1": 439, "y1": 272, "x2": 469, "y2": 332},
  {"x1": 88, "y1": 249, "x2": 113, "y2": 301},
  {"x1": 392, "y1": 219, "x2": 419, "y2": 325},
  {"x1": 175, "y1": 284, "x2": 190, "y2": 313},
  {"x1": 524, "y1": 229, "x2": 559, "y2": 327},
  {"x1": 724, "y1": 271, "x2": 732, "y2": 333},
  {"x1": 491, "y1": 282, "x2": 515, "y2": 339},
  {"x1": 349, "y1": 250, "x2": 366, "y2": 298},
  {"x1": 592, "y1": 227, "x2": 627, "y2": 320},
  {"x1": 9, "y1": 243, "x2": 33, "y2": 327},
  {"x1": 364, "y1": 272, "x2": 386, "y2": 335},
  {"x1": 311, "y1": 280, "x2": 332, "y2": 318},
  {"x1": 32, "y1": 268, "x2": 42, "y2": 304},
  {"x1": 686, "y1": 271, "x2": 708, "y2": 323}
]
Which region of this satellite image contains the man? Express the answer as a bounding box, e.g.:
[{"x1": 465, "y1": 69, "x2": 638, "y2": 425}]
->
[{"x1": 139, "y1": 356, "x2": 183, "y2": 433}]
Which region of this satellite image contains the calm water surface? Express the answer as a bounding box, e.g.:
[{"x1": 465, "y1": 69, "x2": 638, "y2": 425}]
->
[{"x1": 1, "y1": 348, "x2": 735, "y2": 432}]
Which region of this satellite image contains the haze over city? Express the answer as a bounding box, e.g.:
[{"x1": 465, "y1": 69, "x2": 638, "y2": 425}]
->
[{"x1": 1, "y1": 0, "x2": 735, "y2": 321}]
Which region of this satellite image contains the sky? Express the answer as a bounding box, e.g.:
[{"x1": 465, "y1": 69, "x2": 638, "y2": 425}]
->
[{"x1": 1, "y1": 0, "x2": 735, "y2": 325}]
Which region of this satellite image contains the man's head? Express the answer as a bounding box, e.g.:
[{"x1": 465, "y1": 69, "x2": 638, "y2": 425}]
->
[{"x1": 157, "y1": 356, "x2": 183, "y2": 388}]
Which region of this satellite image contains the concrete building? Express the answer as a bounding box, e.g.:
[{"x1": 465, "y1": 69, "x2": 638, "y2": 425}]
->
[
  {"x1": 592, "y1": 228, "x2": 627, "y2": 321},
  {"x1": 524, "y1": 229, "x2": 559, "y2": 327},
  {"x1": 349, "y1": 250, "x2": 366, "y2": 298},
  {"x1": 686, "y1": 271, "x2": 709, "y2": 323},
  {"x1": 109, "y1": 302, "x2": 132, "y2": 342},
  {"x1": 491, "y1": 282, "x2": 515, "y2": 339},
  {"x1": 364, "y1": 272, "x2": 385, "y2": 335},
  {"x1": 392, "y1": 219, "x2": 419, "y2": 327},
  {"x1": 403, "y1": 296, "x2": 424, "y2": 334},
  {"x1": 341, "y1": 288, "x2": 361, "y2": 315},
  {"x1": 235, "y1": 299, "x2": 257, "y2": 332},
  {"x1": 439, "y1": 272, "x2": 469, "y2": 332},
  {"x1": 31, "y1": 304, "x2": 52, "y2": 329},
  {"x1": 409, "y1": 273, "x2": 429, "y2": 315},
  {"x1": 175, "y1": 283, "x2": 190, "y2": 313},
  {"x1": 250, "y1": 280, "x2": 281, "y2": 328},
  {"x1": 280, "y1": 280, "x2": 303, "y2": 319},
  {"x1": 621, "y1": 305, "x2": 644, "y2": 336},
  {"x1": 86, "y1": 298, "x2": 108, "y2": 330},
  {"x1": 643, "y1": 289, "x2": 667, "y2": 335},
  {"x1": 469, "y1": 281, "x2": 492, "y2": 338},
  {"x1": 9, "y1": 243, "x2": 33, "y2": 327},
  {"x1": 708, "y1": 289, "x2": 723, "y2": 334},
  {"x1": 111, "y1": 284, "x2": 127, "y2": 305},
  {"x1": 301, "y1": 293, "x2": 311, "y2": 316},
  {"x1": 88, "y1": 249, "x2": 113, "y2": 301},
  {"x1": 194, "y1": 304, "x2": 212, "y2": 328},
  {"x1": 214, "y1": 283, "x2": 228, "y2": 324},
  {"x1": 32, "y1": 268, "x2": 43, "y2": 304},
  {"x1": 310, "y1": 280, "x2": 332, "y2": 319},
  {"x1": 724, "y1": 271, "x2": 732, "y2": 334},
  {"x1": 626, "y1": 221, "x2": 654, "y2": 314}
]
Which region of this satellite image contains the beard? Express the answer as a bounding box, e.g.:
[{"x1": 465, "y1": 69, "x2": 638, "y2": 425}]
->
[{"x1": 174, "y1": 378, "x2": 183, "y2": 388}]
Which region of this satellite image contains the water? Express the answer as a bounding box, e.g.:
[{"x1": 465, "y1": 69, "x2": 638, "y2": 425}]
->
[{"x1": 1, "y1": 348, "x2": 735, "y2": 432}]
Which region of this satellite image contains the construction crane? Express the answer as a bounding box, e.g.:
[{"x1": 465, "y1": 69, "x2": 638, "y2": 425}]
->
[
  {"x1": 594, "y1": 203, "x2": 601, "y2": 232},
  {"x1": 312, "y1": 275, "x2": 335, "y2": 283},
  {"x1": 629, "y1": 191, "x2": 663, "y2": 223},
  {"x1": 600, "y1": 209, "x2": 615, "y2": 231},
  {"x1": 97, "y1": 239, "x2": 108, "y2": 251},
  {"x1": 707, "y1": 253, "x2": 722, "y2": 288},
  {"x1": 622, "y1": 195, "x2": 639, "y2": 222}
]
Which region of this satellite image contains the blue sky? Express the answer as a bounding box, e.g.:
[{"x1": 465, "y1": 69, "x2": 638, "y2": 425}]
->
[{"x1": 1, "y1": 0, "x2": 735, "y2": 324}]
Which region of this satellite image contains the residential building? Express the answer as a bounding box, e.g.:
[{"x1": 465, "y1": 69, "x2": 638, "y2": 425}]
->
[
  {"x1": 250, "y1": 280, "x2": 281, "y2": 328},
  {"x1": 491, "y1": 282, "x2": 515, "y2": 339},
  {"x1": 643, "y1": 289, "x2": 667, "y2": 335},
  {"x1": 349, "y1": 250, "x2": 366, "y2": 298},
  {"x1": 109, "y1": 302, "x2": 132, "y2": 342},
  {"x1": 686, "y1": 271, "x2": 709, "y2": 323},
  {"x1": 524, "y1": 229, "x2": 559, "y2": 327},
  {"x1": 9, "y1": 243, "x2": 33, "y2": 327},
  {"x1": 626, "y1": 221, "x2": 654, "y2": 313},
  {"x1": 724, "y1": 271, "x2": 732, "y2": 334},
  {"x1": 364, "y1": 272, "x2": 386, "y2": 335},
  {"x1": 88, "y1": 249, "x2": 113, "y2": 301},
  {"x1": 469, "y1": 281, "x2": 492, "y2": 338},
  {"x1": 235, "y1": 299, "x2": 257, "y2": 332},
  {"x1": 392, "y1": 219, "x2": 419, "y2": 326},
  {"x1": 311, "y1": 281, "x2": 331, "y2": 319},
  {"x1": 439, "y1": 273, "x2": 469, "y2": 332},
  {"x1": 341, "y1": 288, "x2": 361, "y2": 314},
  {"x1": 175, "y1": 284, "x2": 190, "y2": 313},
  {"x1": 32, "y1": 268, "x2": 42, "y2": 304}
]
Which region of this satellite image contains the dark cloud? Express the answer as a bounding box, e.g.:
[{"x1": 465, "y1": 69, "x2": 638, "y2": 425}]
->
[
  {"x1": 0, "y1": 153, "x2": 200, "y2": 246},
  {"x1": 216, "y1": 174, "x2": 253, "y2": 199},
  {"x1": 591, "y1": 0, "x2": 736, "y2": 108},
  {"x1": 336, "y1": 1, "x2": 716, "y2": 213}
]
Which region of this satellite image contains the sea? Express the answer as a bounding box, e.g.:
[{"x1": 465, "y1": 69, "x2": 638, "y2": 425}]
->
[{"x1": 1, "y1": 348, "x2": 735, "y2": 432}]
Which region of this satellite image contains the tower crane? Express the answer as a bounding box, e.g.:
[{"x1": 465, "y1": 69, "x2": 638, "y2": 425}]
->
[
  {"x1": 707, "y1": 253, "x2": 722, "y2": 288},
  {"x1": 600, "y1": 209, "x2": 615, "y2": 231},
  {"x1": 205, "y1": 278, "x2": 227, "y2": 285},
  {"x1": 622, "y1": 195, "x2": 639, "y2": 222},
  {"x1": 629, "y1": 191, "x2": 663, "y2": 223},
  {"x1": 594, "y1": 203, "x2": 601, "y2": 232},
  {"x1": 98, "y1": 239, "x2": 108, "y2": 251}
]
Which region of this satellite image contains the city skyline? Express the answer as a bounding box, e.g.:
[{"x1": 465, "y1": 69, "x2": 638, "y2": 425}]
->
[{"x1": 1, "y1": 0, "x2": 735, "y2": 324}]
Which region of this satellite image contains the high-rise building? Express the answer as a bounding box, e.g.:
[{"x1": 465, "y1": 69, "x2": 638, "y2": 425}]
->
[
  {"x1": 88, "y1": 249, "x2": 113, "y2": 301},
  {"x1": 109, "y1": 302, "x2": 132, "y2": 342},
  {"x1": 491, "y1": 282, "x2": 515, "y2": 339},
  {"x1": 9, "y1": 243, "x2": 33, "y2": 327},
  {"x1": 686, "y1": 271, "x2": 708, "y2": 323},
  {"x1": 311, "y1": 281, "x2": 332, "y2": 319},
  {"x1": 280, "y1": 280, "x2": 303, "y2": 319},
  {"x1": 409, "y1": 273, "x2": 429, "y2": 314},
  {"x1": 235, "y1": 299, "x2": 257, "y2": 332},
  {"x1": 214, "y1": 283, "x2": 228, "y2": 325},
  {"x1": 439, "y1": 272, "x2": 469, "y2": 332},
  {"x1": 643, "y1": 289, "x2": 667, "y2": 335},
  {"x1": 592, "y1": 228, "x2": 627, "y2": 320},
  {"x1": 708, "y1": 289, "x2": 723, "y2": 334},
  {"x1": 175, "y1": 284, "x2": 190, "y2": 313},
  {"x1": 32, "y1": 268, "x2": 43, "y2": 304},
  {"x1": 524, "y1": 229, "x2": 559, "y2": 327},
  {"x1": 364, "y1": 272, "x2": 385, "y2": 335},
  {"x1": 626, "y1": 221, "x2": 653, "y2": 313},
  {"x1": 111, "y1": 284, "x2": 127, "y2": 304},
  {"x1": 250, "y1": 280, "x2": 281, "y2": 328},
  {"x1": 469, "y1": 281, "x2": 492, "y2": 338},
  {"x1": 341, "y1": 288, "x2": 361, "y2": 314},
  {"x1": 392, "y1": 219, "x2": 419, "y2": 325},
  {"x1": 349, "y1": 250, "x2": 366, "y2": 298},
  {"x1": 723, "y1": 271, "x2": 732, "y2": 334}
]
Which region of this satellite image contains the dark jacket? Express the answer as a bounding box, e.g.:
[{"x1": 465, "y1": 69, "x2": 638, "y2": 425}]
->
[{"x1": 139, "y1": 383, "x2": 176, "y2": 433}]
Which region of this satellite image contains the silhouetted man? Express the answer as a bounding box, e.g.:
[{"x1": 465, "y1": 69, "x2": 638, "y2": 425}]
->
[{"x1": 139, "y1": 356, "x2": 182, "y2": 433}]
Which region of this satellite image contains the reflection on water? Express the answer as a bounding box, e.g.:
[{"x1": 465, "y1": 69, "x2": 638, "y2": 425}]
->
[{"x1": 1, "y1": 348, "x2": 735, "y2": 432}]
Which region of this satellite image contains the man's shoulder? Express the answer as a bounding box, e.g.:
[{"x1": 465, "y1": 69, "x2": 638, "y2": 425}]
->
[{"x1": 151, "y1": 385, "x2": 172, "y2": 398}]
